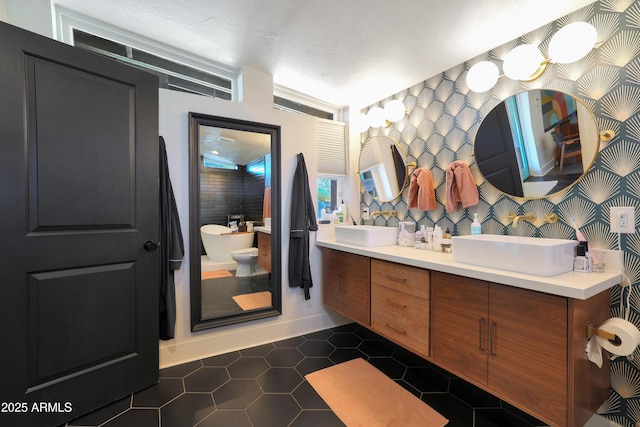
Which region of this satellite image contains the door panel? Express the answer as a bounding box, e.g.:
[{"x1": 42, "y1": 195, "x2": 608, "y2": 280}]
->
[
  {"x1": 488, "y1": 284, "x2": 568, "y2": 426},
  {"x1": 430, "y1": 272, "x2": 489, "y2": 385},
  {"x1": 26, "y1": 55, "x2": 136, "y2": 230},
  {"x1": 0, "y1": 21, "x2": 159, "y2": 427}
]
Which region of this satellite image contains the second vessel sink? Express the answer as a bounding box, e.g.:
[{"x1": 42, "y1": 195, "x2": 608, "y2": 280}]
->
[
  {"x1": 334, "y1": 225, "x2": 398, "y2": 247},
  {"x1": 452, "y1": 234, "x2": 577, "y2": 276}
]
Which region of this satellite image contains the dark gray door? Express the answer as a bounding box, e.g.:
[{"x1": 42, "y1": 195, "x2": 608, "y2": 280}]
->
[
  {"x1": 475, "y1": 102, "x2": 524, "y2": 197},
  {"x1": 0, "y1": 22, "x2": 160, "y2": 427}
]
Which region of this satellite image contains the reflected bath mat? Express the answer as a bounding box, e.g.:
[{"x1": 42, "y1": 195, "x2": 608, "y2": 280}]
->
[
  {"x1": 201, "y1": 270, "x2": 233, "y2": 280},
  {"x1": 232, "y1": 291, "x2": 272, "y2": 311},
  {"x1": 306, "y1": 358, "x2": 448, "y2": 427},
  {"x1": 522, "y1": 180, "x2": 557, "y2": 197}
]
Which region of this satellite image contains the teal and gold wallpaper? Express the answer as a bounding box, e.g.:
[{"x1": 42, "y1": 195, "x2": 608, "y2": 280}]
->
[{"x1": 361, "y1": 1, "x2": 640, "y2": 425}]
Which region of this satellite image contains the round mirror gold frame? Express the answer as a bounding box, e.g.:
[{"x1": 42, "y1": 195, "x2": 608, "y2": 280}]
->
[
  {"x1": 358, "y1": 135, "x2": 415, "y2": 202},
  {"x1": 474, "y1": 90, "x2": 600, "y2": 199}
]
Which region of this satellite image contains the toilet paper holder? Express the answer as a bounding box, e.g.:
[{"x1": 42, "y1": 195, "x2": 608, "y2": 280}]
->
[{"x1": 587, "y1": 324, "x2": 620, "y2": 343}]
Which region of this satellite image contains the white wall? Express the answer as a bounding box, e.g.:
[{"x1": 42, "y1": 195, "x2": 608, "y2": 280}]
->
[
  {"x1": 1, "y1": 0, "x2": 348, "y2": 368},
  {"x1": 158, "y1": 67, "x2": 346, "y2": 368}
]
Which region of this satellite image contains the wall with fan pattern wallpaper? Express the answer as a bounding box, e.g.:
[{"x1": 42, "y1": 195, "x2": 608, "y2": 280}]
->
[{"x1": 359, "y1": 1, "x2": 640, "y2": 425}]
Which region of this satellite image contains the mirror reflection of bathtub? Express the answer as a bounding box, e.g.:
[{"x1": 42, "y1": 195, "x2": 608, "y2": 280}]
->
[{"x1": 200, "y1": 224, "x2": 265, "y2": 277}]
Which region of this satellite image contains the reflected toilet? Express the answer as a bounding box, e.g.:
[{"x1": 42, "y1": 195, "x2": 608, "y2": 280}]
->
[{"x1": 231, "y1": 247, "x2": 259, "y2": 277}]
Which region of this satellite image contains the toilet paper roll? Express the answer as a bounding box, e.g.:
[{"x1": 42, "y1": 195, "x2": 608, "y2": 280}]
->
[{"x1": 596, "y1": 318, "x2": 640, "y2": 356}]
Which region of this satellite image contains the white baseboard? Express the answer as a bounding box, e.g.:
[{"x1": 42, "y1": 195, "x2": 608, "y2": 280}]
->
[{"x1": 159, "y1": 311, "x2": 350, "y2": 369}]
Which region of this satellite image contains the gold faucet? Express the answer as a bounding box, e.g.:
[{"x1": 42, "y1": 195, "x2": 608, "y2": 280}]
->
[
  {"x1": 370, "y1": 210, "x2": 397, "y2": 219},
  {"x1": 508, "y1": 212, "x2": 536, "y2": 227}
]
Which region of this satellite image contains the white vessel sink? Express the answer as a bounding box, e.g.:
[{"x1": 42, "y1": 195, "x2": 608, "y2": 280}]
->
[
  {"x1": 334, "y1": 225, "x2": 398, "y2": 247},
  {"x1": 452, "y1": 234, "x2": 577, "y2": 276}
]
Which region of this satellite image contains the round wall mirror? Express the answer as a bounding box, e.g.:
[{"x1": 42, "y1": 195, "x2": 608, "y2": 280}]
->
[
  {"x1": 474, "y1": 89, "x2": 599, "y2": 198},
  {"x1": 359, "y1": 135, "x2": 408, "y2": 202}
]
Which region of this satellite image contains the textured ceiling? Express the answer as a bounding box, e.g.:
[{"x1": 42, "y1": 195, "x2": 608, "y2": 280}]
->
[{"x1": 53, "y1": 0, "x2": 597, "y2": 109}]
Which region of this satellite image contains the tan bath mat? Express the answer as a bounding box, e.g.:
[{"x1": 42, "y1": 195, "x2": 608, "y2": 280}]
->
[
  {"x1": 232, "y1": 291, "x2": 272, "y2": 311},
  {"x1": 201, "y1": 270, "x2": 233, "y2": 280},
  {"x1": 306, "y1": 358, "x2": 448, "y2": 427}
]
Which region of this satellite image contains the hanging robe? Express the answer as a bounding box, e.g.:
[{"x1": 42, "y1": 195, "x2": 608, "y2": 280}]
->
[
  {"x1": 288, "y1": 153, "x2": 318, "y2": 300},
  {"x1": 159, "y1": 136, "x2": 184, "y2": 340}
]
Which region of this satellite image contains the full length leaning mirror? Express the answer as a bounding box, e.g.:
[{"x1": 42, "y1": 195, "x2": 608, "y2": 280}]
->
[
  {"x1": 474, "y1": 89, "x2": 599, "y2": 198},
  {"x1": 189, "y1": 113, "x2": 281, "y2": 331}
]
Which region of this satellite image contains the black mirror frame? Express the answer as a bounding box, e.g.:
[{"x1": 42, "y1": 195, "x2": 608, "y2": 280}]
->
[{"x1": 188, "y1": 113, "x2": 282, "y2": 331}]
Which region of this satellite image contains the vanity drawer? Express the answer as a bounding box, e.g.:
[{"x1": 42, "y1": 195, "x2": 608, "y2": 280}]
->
[
  {"x1": 371, "y1": 283, "x2": 429, "y2": 357},
  {"x1": 371, "y1": 259, "x2": 429, "y2": 299}
]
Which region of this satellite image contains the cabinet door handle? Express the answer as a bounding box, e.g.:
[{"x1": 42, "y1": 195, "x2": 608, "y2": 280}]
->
[
  {"x1": 385, "y1": 323, "x2": 407, "y2": 335},
  {"x1": 489, "y1": 321, "x2": 497, "y2": 356},
  {"x1": 384, "y1": 274, "x2": 407, "y2": 284},
  {"x1": 385, "y1": 298, "x2": 408, "y2": 310},
  {"x1": 478, "y1": 318, "x2": 486, "y2": 352}
]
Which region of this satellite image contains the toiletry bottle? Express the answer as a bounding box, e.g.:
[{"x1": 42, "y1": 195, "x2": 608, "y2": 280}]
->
[
  {"x1": 574, "y1": 243, "x2": 591, "y2": 272},
  {"x1": 444, "y1": 227, "x2": 451, "y2": 239},
  {"x1": 338, "y1": 210, "x2": 344, "y2": 223},
  {"x1": 420, "y1": 225, "x2": 427, "y2": 249},
  {"x1": 414, "y1": 226, "x2": 423, "y2": 249},
  {"x1": 339, "y1": 200, "x2": 348, "y2": 220},
  {"x1": 432, "y1": 225, "x2": 442, "y2": 251},
  {"x1": 471, "y1": 213, "x2": 482, "y2": 235},
  {"x1": 424, "y1": 227, "x2": 433, "y2": 250}
]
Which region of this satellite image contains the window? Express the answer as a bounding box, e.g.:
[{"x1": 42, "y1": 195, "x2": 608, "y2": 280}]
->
[
  {"x1": 56, "y1": 8, "x2": 235, "y2": 100},
  {"x1": 72, "y1": 30, "x2": 232, "y2": 99}
]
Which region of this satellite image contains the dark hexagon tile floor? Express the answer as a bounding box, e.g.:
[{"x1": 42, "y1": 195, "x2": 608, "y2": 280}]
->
[{"x1": 63, "y1": 323, "x2": 548, "y2": 427}]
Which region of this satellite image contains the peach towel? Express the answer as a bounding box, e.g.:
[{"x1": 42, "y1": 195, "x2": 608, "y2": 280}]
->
[
  {"x1": 408, "y1": 167, "x2": 436, "y2": 210},
  {"x1": 446, "y1": 161, "x2": 479, "y2": 212}
]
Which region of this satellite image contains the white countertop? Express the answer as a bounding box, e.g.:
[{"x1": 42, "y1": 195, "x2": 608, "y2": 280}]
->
[
  {"x1": 254, "y1": 226, "x2": 271, "y2": 234},
  {"x1": 316, "y1": 235, "x2": 622, "y2": 300}
]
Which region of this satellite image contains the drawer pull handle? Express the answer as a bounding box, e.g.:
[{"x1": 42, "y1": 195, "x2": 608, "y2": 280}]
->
[
  {"x1": 385, "y1": 298, "x2": 407, "y2": 309},
  {"x1": 489, "y1": 321, "x2": 497, "y2": 356},
  {"x1": 384, "y1": 274, "x2": 407, "y2": 284},
  {"x1": 386, "y1": 323, "x2": 407, "y2": 335}
]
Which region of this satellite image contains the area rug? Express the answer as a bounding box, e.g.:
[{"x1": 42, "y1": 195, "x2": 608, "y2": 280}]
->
[
  {"x1": 305, "y1": 358, "x2": 448, "y2": 427},
  {"x1": 232, "y1": 291, "x2": 272, "y2": 310},
  {"x1": 522, "y1": 180, "x2": 557, "y2": 197},
  {"x1": 201, "y1": 270, "x2": 233, "y2": 280}
]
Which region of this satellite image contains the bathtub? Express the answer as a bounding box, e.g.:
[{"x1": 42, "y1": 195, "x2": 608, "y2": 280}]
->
[{"x1": 200, "y1": 224, "x2": 255, "y2": 262}]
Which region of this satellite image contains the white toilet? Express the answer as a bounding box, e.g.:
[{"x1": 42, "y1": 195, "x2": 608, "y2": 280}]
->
[{"x1": 231, "y1": 247, "x2": 259, "y2": 277}]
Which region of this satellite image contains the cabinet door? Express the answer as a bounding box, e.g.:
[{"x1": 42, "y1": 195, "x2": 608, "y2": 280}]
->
[
  {"x1": 321, "y1": 249, "x2": 370, "y2": 325},
  {"x1": 321, "y1": 249, "x2": 344, "y2": 313},
  {"x1": 431, "y1": 272, "x2": 489, "y2": 385},
  {"x1": 488, "y1": 284, "x2": 567, "y2": 427}
]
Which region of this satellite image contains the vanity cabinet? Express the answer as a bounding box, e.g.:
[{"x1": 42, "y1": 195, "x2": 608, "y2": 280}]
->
[
  {"x1": 430, "y1": 271, "x2": 610, "y2": 427},
  {"x1": 370, "y1": 259, "x2": 429, "y2": 358},
  {"x1": 321, "y1": 249, "x2": 371, "y2": 326},
  {"x1": 257, "y1": 231, "x2": 271, "y2": 272}
]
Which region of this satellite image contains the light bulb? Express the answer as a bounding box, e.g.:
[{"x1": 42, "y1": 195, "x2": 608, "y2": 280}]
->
[
  {"x1": 466, "y1": 61, "x2": 499, "y2": 92},
  {"x1": 366, "y1": 106, "x2": 386, "y2": 128},
  {"x1": 549, "y1": 22, "x2": 597, "y2": 64},
  {"x1": 384, "y1": 100, "x2": 405, "y2": 123},
  {"x1": 503, "y1": 44, "x2": 546, "y2": 81}
]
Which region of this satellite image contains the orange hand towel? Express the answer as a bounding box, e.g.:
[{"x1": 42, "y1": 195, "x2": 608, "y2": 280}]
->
[
  {"x1": 408, "y1": 167, "x2": 436, "y2": 210},
  {"x1": 446, "y1": 161, "x2": 479, "y2": 212}
]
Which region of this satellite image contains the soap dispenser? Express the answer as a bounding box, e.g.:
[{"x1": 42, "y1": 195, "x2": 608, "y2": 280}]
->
[{"x1": 471, "y1": 213, "x2": 482, "y2": 235}]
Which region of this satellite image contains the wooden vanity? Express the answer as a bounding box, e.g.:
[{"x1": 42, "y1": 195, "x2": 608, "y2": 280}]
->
[
  {"x1": 319, "y1": 243, "x2": 618, "y2": 427},
  {"x1": 256, "y1": 228, "x2": 272, "y2": 272}
]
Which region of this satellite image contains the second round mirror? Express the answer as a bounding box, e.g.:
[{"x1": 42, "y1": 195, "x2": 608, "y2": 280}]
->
[{"x1": 359, "y1": 135, "x2": 408, "y2": 202}]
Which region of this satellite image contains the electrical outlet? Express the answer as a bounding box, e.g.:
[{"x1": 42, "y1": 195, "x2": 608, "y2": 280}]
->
[
  {"x1": 362, "y1": 207, "x2": 370, "y2": 221},
  {"x1": 610, "y1": 207, "x2": 635, "y2": 233}
]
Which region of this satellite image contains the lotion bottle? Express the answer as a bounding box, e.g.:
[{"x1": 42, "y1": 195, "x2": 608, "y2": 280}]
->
[
  {"x1": 432, "y1": 225, "x2": 443, "y2": 251},
  {"x1": 471, "y1": 213, "x2": 482, "y2": 235}
]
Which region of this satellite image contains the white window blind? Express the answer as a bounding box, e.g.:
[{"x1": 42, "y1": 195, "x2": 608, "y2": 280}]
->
[{"x1": 317, "y1": 118, "x2": 346, "y2": 176}]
